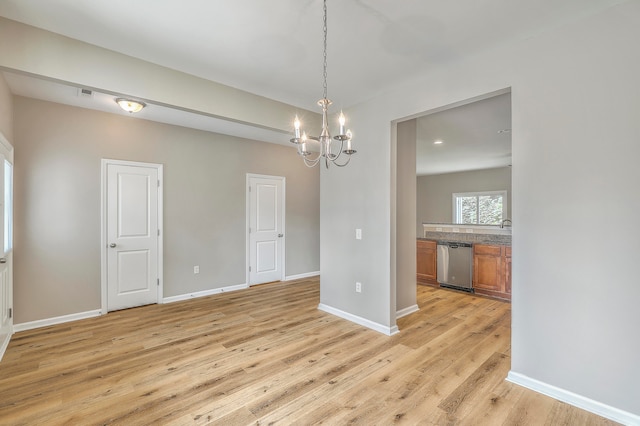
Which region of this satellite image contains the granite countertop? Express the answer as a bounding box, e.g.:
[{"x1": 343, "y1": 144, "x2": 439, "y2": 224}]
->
[{"x1": 419, "y1": 231, "x2": 511, "y2": 246}]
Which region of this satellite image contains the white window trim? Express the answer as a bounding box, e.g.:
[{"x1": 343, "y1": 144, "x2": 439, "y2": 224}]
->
[{"x1": 452, "y1": 190, "x2": 508, "y2": 225}]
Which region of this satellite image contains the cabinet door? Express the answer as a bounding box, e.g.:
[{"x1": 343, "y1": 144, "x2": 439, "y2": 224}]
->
[
  {"x1": 473, "y1": 244, "x2": 502, "y2": 292},
  {"x1": 417, "y1": 240, "x2": 437, "y2": 284}
]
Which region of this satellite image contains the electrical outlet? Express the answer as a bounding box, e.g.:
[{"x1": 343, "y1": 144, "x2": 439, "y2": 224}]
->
[
  {"x1": 355, "y1": 282, "x2": 362, "y2": 293},
  {"x1": 355, "y1": 228, "x2": 362, "y2": 240},
  {"x1": 194, "y1": 265, "x2": 200, "y2": 274}
]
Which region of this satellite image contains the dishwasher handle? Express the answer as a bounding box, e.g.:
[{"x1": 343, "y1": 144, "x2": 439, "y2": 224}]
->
[{"x1": 443, "y1": 241, "x2": 472, "y2": 249}]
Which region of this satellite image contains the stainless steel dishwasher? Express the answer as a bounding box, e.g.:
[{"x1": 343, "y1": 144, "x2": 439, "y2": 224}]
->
[{"x1": 437, "y1": 242, "x2": 473, "y2": 292}]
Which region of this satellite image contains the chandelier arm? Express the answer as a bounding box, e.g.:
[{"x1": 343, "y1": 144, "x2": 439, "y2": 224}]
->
[
  {"x1": 331, "y1": 155, "x2": 352, "y2": 168},
  {"x1": 327, "y1": 138, "x2": 346, "y2": 162}
]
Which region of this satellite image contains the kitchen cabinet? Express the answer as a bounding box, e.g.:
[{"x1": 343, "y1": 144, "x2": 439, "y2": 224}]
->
[
  {"x1": 473, "y1": 244, "x2": 511, "y2": 301},
  {"x1": 417, "y1": 239, "x2": 437, "y2": 286}
]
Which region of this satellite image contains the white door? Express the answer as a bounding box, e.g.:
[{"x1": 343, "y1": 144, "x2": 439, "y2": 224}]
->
[
  {"x1": 0, "y1": 133, "x2": 14, "y2": 360},
  {"x1": 248, "y1": 175, "x2": 285, "y2": 285},
  {"x1": 104, "y1": 161, "x2": 162, "y2": 311}
]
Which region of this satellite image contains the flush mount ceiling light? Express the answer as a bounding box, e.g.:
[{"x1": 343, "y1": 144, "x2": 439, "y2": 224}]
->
[
  {"x1": 434, "y1": 140, "x2": 444, "y2": 145},
  {"x1": 115, "y1": 98, "x2": 146, "y2": 113},
  {"x1": 289, "y1": 0, "x2": 355, "y2": 168}
]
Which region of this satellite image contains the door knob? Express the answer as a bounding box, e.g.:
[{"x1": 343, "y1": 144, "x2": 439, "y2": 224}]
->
[
  {"x1": 109, "y1": 243, "x2": 117, "y2": 248},
  {"x1": 278, "y1": 234, "x2": 283, "y2": 238},
  {"x1": 0, "y1": 258, "x2": 5, "y2": 264}
]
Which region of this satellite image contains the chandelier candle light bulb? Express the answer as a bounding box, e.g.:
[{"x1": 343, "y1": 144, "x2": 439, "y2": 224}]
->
[
  {"x1": 288, "y1": 0, "x2": 356, "y2": 168},
  {"x1": 294, "y1": 115, "x2": 301, "y2": 139}
]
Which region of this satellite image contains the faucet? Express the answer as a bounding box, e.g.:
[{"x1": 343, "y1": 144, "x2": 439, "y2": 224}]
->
[{"x1": 500, "y1": 219, "x2": 512, "y2": 229}]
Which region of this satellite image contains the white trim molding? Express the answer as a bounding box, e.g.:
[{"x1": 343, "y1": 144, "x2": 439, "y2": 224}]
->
[
  {"x1": 396, "y1": 304, "x2": 419, "y2": 319},
  {"x1": 318, "y1": 303, "x2": 399, "y2": 336},
  {"x1": 507, "y1": 371, "x2": 640, "y2": 426},
  {"x1": 163, "y1": 283, "x2": 248, "y2": 304},
  {"x1": 285, "y1": 271, "x2": 320, "y2": 281},
  {"x1": 14, "y1": 309, "x2": 102, "y2": 333},
  {"x1": 0, "y1": 329, "x2": 12, "y2": 362}
]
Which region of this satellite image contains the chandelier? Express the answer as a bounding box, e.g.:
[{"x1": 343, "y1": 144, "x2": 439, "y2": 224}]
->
[{"x1": 289, "y1": 0, "x2": 355, "y2": 168}]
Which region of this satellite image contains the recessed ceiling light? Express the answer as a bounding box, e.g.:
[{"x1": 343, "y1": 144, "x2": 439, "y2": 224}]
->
[{"x1": 434, "y1": 140, "x2": 443, "y2": 145}]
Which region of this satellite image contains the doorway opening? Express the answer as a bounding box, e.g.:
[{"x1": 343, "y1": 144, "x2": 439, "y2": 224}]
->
[{"x1": 394, "y1": 88, "x2": 512, "y2": 321}]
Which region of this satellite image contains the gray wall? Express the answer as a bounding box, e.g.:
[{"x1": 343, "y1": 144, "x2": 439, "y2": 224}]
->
[
  {"x1": 322, "y1": 0, "x2": 640, "y2": 417},
  {"x1": 0, "y1": 74, "x2": 12, "y2": 140},
  {"x1": 395, "y1": 120, "x2": 417, "y2": 314},
  {"x1": 13, "y1": 96, "x2": 320, "y2": 324},
  {"x1": 416, "y1": 167, "x2": 512, "y2": 235}
]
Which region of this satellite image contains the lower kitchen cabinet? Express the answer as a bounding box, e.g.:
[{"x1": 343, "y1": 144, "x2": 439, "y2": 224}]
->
[
  {"x1": 473, "y1": 243, "x2": 511, "y2": 301},
  {"x1": 417, "y1": 239, "x2": 438, "y2": 286}
]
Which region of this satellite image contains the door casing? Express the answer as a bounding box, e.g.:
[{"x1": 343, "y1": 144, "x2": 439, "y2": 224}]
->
[
  {"x1": 101, "y1": 159, "x2": 164, "y2": 314},
  {"x1": 0, "y1": 131, "x2": 13, "y2": 361}
]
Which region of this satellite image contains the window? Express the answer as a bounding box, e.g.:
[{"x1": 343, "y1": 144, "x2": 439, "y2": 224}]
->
[{"x1": 452, "y1": 191, "x2": 507, "y2": 225}]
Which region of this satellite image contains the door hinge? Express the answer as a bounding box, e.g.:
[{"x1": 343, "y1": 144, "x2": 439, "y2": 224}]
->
[
  {"x1": 249, "y1": 266, "x2": 251, "y2": 272},
  {"x1": 249, "y1": 186, "x2": 252, "y2": 192},
  {"x1": 157, "y1": 229, "x2": 160, "y2": 236},
  {"x1": 157, "y1": 180, "x2": 160, "y2": 187},
  {"x1": 8, "y1": 308, "x2": 11, "y2": 318},
  {"x1": 249, "y1": 227, "x2": 251, "y2": 234},
  {"x1": 157, "y1": 278, "x2": 160, "y2": 286}
]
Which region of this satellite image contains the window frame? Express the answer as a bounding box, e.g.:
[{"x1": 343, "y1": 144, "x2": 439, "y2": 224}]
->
[{"x1": 452, "y1": 190, "x2": 507, "y2": 225}]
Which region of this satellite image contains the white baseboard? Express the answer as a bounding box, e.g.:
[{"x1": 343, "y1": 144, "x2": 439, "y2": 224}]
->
[
  {"x1": 285, "y1": 271, "x2": 320, "y2": 281},
  {"x1": 396, "y1": 304, "x2": 419, "y2": 319},
  {"x1": 163, "y1": 283, "x2": 248, "y2": 304},
  {"x1": 0, "y1": 329, "x2": 12, "y2": 362},
  {"x1": 318, "y1": 303, "x2": 399, "y2": 336},
  {"x1": 14, "y1": 309, "x2": 102, "y2": 333},
  {"x1": 507, "y1": 371, "x2": 639, "y2": 426}
]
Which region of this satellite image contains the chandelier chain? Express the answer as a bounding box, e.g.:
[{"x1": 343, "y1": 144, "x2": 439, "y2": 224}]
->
[{"x1": 322, "y1": 0, "x2": 328, "y2": 101}]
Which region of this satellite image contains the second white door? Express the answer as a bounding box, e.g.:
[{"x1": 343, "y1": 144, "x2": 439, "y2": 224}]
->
[
  {"x1": 248, "y1": 175, "x2": 284, "y2": 285},
  {"x1": 106, "y1": 161, "x2": 161, "y2": 311}
]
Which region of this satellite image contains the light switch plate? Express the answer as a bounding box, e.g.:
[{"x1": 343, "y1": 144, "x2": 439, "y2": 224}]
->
[{"x1": 355, "y1": 229, "x2": 362, "y2": 240}]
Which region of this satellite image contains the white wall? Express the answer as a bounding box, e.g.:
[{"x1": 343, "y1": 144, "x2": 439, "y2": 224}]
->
[
  {"x1": 321, "y1": 0, "x2": 640, "y2": 419},
  {"x1": 0, "y1": 73, "x2": 12, "y2": 140},
  {"x1": 395, "y1": 120, "x2": 417, "y2": 314}
]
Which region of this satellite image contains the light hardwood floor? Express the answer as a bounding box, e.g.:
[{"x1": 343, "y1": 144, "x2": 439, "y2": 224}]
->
[{"x1": 0, "y1": 277, "x2": 618, "y2": 425}]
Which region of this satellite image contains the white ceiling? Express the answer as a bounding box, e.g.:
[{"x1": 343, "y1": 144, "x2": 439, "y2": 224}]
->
[
  {"x1": 416, "y1": 93, "x2": 512, "y2": 176},
  {"x1": 0, "y1": 0, "x2": 622, "y2": 171}
]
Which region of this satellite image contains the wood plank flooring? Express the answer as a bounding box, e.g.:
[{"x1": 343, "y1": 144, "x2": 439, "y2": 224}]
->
[{"x1": 0, "y1": 277, "x2": 618, "y2": 425}]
